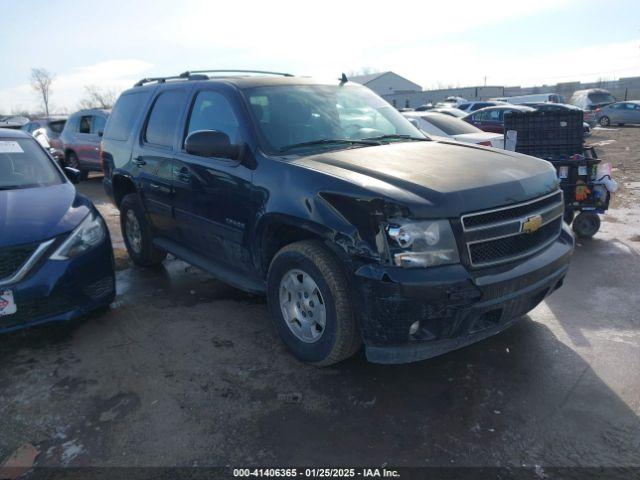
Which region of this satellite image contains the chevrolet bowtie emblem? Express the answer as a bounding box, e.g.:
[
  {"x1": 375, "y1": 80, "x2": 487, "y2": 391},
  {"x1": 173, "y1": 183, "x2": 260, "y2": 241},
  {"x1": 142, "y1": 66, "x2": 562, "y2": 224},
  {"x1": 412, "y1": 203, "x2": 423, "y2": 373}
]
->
[{"x1": 522, "y1": 214, "x2": 543, "y2": 233}]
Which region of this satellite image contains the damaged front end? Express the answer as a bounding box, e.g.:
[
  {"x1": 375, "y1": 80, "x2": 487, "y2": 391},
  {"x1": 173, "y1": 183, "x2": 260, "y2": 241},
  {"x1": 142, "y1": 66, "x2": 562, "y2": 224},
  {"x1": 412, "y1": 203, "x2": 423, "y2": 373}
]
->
[{"x1": 318, "y1": 191, "x2": 573, "y2": 365}]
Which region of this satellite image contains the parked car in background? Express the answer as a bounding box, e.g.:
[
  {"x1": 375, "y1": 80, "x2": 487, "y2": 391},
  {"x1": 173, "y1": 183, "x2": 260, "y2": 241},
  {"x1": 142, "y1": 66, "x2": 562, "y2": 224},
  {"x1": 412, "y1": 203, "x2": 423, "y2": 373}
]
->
[
  {"x1": 403, "y1": 111, "x2": 504, "y2": 148},
  {"x1": 102, "y1": 72, "x2": 573, "y2": 365},
  {"x1": 22, "y1": 117, "x2": 67, "y2": 164},
  {"x1": 522, "y1": 102, "x2": 593, "y2": 135},
  {"x1": 457, "y1": 101, "x2": 505, "y2": 113},
  {"x1": 414, "y1": 103, "x2": 434, "y2": 111},
  {"x1": 60, "y1": 108, "x2": 110, "y2": 180},
  {"x1": 439, "y1": 96, "x2": 467, "y2": 107},
  {"x1": 595, "y1": 101, "x2": 640, "y2": 127},
  {"x1": 429, "y1": 107, "x2": 466, "y2": 118},
  {"x1": 0, "y1": 116, "x2": 29, "y2": 129},
  {"x1": 569, "y1": 88, "x2": 615, "y2": 112},
  {"x1": 0, "y1": 128, "x2": 114, "y2": 334},
  {"x1": 492, "y1": 93, "x2": 565, "y2": 104},
  {"x1": 463, "y1": 104, "x2": 535, "y2": 133}
]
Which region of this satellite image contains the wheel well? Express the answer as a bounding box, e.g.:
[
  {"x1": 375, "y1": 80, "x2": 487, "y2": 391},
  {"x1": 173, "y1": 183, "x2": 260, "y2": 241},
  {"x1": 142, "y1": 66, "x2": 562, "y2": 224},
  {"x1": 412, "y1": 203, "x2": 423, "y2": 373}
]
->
[
  {"x1": 261, "y1": 223, "x2": 323, "y2": 273},
  {"x1": 112, "y1": 175, "x2": 137, "y2": 208}
]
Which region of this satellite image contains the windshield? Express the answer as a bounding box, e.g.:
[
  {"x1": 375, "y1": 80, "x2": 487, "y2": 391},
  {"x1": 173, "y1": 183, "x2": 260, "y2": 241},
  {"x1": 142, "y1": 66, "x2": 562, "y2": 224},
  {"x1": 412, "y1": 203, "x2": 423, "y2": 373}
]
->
[
  {"x1": 422, "y1": 114, "x2": 481, "y2": 135},
  {"x1": 243, "y1": 84, "x2": 426, "y2": 154},
  {"x1": 0, "y1": 138, "x2": 63, "y2": 190}
]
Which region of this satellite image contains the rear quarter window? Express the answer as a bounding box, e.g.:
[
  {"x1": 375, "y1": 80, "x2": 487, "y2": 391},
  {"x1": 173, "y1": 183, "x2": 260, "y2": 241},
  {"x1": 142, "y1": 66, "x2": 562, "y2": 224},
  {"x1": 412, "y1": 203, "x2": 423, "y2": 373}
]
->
[{"x1": 104, "y1": 91, "x2": 150, "y2": 141}]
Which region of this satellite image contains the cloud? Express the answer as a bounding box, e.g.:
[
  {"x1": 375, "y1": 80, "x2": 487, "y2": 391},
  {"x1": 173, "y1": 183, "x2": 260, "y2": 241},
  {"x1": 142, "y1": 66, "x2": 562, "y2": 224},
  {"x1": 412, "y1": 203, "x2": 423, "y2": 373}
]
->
[{"x1": 0, "y1": 59, "x2": 153, "y2": 113}]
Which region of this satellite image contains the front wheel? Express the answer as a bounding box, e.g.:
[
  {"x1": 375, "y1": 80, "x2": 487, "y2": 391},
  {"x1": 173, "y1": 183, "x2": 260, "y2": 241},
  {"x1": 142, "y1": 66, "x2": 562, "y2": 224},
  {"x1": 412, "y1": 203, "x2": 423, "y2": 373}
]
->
[
  {"x1": 572, "y1": 211, "x2": 601, "y2": 239},
  {"x1": 267, "y1": 240, "x2": 360, "y2": 366},
  {"x1": 598, "y1": 116, "x2": 610, "y2": 127},
  {"x1": 120, "y1": 194, "x2": 167, "y2": 267}
]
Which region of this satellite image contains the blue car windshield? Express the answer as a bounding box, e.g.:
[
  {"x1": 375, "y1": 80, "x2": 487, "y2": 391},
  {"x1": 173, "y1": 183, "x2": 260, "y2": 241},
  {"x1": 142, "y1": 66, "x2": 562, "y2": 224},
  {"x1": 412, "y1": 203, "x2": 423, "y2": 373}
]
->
[
  {"x1": 0, "y1": 138, "x2": 62, "y2": 190},
  {"x1": 243, "y1": 83, "x2": 427, "y2": 154}
]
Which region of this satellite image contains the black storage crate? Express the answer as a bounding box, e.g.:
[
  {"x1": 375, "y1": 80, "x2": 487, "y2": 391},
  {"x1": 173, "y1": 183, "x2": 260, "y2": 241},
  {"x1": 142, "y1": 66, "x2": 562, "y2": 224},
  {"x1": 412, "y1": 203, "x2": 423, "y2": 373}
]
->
[
  {"x1": 503, "y1": 112, "x2": 610, "y2": 236},
  {"x1": 504, "y1": 109, "x2": 584, "y2": 157}
]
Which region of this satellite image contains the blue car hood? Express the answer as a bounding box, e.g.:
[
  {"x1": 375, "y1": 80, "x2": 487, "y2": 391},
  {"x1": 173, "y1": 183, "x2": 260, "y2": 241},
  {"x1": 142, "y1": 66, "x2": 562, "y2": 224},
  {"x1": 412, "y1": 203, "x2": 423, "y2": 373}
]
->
[{"x1": 0, "y1": 183, "x2": 91, "y2": 248}]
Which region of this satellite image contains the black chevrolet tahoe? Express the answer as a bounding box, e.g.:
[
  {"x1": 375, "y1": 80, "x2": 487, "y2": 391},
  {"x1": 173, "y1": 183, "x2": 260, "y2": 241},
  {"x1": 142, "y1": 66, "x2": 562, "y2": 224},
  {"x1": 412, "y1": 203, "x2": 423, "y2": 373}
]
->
[{"x1": 102, "y1": 70, "x2": 574, "y2": 365}]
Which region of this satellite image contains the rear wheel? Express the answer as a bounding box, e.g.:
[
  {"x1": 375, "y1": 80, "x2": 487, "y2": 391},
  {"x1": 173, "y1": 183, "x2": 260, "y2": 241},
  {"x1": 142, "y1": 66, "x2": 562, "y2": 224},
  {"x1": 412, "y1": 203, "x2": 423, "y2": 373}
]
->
[
  {"x1": 598, "y1": 116, "x2": 610, "y2": 127},
  {"x1": 572, "y1": 211, "x2": 601, "y2": 239},
  {"x1": 120, "y1": 194, "x2": 167, "y2": 267},
  {"x1": 267, "y1": 240, "x2": 360, "y2": 366}
]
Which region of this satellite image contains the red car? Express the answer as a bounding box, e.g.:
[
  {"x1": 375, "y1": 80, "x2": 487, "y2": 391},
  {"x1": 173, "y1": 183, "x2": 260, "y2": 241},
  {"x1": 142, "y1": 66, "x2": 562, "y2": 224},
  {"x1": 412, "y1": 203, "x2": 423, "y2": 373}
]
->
[{"x1": 463, "y1": 105, "x2": 535, "y2": 133}]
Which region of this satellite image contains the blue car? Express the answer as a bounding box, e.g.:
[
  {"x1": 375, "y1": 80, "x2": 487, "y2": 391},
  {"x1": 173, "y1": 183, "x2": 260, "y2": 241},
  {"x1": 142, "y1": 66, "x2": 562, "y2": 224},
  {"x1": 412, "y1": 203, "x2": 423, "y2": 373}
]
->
[{"x1": 0, "y1": 128, "x2": 114, "y2": 333}]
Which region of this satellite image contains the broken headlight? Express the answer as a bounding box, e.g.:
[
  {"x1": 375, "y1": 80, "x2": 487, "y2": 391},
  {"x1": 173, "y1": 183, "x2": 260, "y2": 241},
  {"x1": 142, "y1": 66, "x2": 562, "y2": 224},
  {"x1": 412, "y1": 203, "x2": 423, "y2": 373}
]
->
[{"x1": 386, "y1": 219, "x2": 460, "y2": 268}]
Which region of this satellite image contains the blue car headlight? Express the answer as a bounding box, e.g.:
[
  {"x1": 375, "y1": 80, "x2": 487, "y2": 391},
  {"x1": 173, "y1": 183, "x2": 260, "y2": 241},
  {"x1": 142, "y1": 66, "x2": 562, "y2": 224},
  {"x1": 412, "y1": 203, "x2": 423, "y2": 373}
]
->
[
  {"x1": 51, "y1": 212, "x2": 107, "y2": 260},
  {"x1": 386, "y1": 219, "x2": 460, "y2": 268}
]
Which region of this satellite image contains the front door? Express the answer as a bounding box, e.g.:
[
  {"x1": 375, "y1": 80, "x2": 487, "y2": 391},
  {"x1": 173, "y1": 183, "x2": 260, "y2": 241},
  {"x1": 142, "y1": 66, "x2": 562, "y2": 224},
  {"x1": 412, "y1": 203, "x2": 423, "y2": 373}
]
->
[{"x1": 172, "y1": 88, "x2": 256, "y2": 271}]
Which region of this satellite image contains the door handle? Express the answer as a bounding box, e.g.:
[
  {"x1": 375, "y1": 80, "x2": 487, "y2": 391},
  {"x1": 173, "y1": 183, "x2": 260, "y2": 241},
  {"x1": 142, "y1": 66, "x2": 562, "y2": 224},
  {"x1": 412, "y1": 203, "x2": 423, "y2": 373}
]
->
[
  {"x1": 133, "y1": 156, "x2": 146, "y2": 167},
  {"x1": 176, "y1": 166, "x2": 191, "y2": 183}
]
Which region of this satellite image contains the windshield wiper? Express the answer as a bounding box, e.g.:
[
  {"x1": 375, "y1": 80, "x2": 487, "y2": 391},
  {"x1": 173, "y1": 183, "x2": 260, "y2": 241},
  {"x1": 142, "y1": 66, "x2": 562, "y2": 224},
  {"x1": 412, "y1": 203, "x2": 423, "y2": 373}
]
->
[
  {"x1": 362, "y1": 134, "x2": 430, "y2": 142},
  {"x1": 279, "y1": 138, "x2": 380, "y2": 153}
]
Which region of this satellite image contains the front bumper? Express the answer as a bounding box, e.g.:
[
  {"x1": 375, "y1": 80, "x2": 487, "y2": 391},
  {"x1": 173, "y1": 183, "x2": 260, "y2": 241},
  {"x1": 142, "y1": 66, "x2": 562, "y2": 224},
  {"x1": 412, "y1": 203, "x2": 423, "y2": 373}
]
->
[
  {"x1": 0, "y1": 235, "x2": 115, "y2": 334},
  {"x1": 353, "y1": 227, "x2": 574, "y2": 364}
]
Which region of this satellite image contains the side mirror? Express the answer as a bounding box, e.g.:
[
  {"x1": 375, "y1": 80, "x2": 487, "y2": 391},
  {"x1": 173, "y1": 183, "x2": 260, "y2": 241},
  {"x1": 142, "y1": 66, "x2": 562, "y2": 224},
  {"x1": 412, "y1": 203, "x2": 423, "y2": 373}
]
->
[
  {"x1": 185, "y1": 130, "x2": 240, "y2": 160},
  {"x1": 408, "y1": 118, "x2": 419, "y2": 128},
  {"x1": 64, "y1": 167, "x2": 81, "y2": 184}
]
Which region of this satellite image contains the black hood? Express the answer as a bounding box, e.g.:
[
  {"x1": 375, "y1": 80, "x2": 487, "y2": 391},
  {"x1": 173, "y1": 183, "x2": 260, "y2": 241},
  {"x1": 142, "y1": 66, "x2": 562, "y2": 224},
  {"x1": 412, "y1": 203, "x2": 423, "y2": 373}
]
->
[{"x1": 295, "y1": 141, "x2": 559, "y2": 218}]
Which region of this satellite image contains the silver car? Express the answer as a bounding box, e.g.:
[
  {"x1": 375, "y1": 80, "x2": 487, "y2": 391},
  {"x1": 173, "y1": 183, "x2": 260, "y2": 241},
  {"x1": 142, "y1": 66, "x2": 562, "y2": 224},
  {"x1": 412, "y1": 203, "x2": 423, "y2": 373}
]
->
[{"x1": 596, "y1": 101, "x2": 640, "y2": 127}]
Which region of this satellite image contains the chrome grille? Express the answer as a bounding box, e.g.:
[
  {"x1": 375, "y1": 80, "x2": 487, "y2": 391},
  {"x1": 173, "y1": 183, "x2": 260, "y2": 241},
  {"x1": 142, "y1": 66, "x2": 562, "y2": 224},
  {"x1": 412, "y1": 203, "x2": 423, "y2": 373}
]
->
[{"x1": 461, "y1": 191, "x2": 564, "y2": 268}]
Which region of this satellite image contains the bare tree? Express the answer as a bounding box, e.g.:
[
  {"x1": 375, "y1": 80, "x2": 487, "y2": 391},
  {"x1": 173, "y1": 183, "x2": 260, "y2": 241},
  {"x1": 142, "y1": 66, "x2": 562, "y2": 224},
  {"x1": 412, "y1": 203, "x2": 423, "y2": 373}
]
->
[
  {"x1": 78, "y1": 85, "x2": 118, "y2": 110},
  {"x1": 30, "y1": 68, "x2": 55, "y2": 116}
]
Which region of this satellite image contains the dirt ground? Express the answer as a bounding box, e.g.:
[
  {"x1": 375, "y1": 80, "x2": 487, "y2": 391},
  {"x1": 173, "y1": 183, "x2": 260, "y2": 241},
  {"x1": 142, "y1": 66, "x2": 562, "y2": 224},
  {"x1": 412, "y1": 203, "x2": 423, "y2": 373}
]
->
[{"x1": 1, "y1": 127, "x2": 639, "y2": 475}]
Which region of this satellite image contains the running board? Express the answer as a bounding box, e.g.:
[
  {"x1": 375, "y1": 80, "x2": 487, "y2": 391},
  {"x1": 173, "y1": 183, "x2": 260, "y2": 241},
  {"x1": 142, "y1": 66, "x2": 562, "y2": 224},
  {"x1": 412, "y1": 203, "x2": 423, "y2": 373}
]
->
[{"x1": 153, "y1": 237, "x2": 266, "y2": 295}]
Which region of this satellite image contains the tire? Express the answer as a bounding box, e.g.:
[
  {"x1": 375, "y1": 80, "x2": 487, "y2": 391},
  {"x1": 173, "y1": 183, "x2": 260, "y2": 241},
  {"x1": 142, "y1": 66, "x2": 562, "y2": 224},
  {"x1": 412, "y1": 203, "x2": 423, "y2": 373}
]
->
[
  {"x1": 572, "y1": 211, "x2": 601, "y2": 239},
  {"x1": 267, "y1": 240, "x2": 360, "y2": 366},
  {"x1": 598, "y1": 116, "x2": 610, "y2": 127},
  {"x1": 65, "y1": 152, "x2": 88, "y2": 181},
  {"x1": 119, "y1": 193, "x2": 167, "y2": 267}
]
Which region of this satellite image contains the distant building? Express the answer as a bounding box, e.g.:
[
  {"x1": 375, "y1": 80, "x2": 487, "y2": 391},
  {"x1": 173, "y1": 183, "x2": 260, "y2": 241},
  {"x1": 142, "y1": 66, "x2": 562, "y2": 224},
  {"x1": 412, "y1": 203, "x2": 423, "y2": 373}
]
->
[
  {"x1": 351, "y1": 71, "x2": 640, "y2": 109},
  {"x1": 350, "y1": 71, "x2": 422, "y2": 97}
]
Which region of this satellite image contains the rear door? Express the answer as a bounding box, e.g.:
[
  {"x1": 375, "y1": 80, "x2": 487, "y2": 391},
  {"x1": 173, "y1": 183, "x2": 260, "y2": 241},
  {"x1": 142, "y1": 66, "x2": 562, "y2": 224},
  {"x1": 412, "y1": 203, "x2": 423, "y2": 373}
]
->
[
  {"x1": 132, "y1": 87, "x2": 189, "y2": 238},
  {"x1": 172, "y1": 87, "x2": 255, "y2": 270}
]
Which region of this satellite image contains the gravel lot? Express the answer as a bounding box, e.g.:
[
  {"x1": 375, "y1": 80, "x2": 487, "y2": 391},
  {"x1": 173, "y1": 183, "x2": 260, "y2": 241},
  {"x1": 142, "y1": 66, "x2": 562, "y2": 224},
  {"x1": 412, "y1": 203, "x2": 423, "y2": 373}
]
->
[{"x1": 1, "y1": 127, "x2": 639, "y2": 474}]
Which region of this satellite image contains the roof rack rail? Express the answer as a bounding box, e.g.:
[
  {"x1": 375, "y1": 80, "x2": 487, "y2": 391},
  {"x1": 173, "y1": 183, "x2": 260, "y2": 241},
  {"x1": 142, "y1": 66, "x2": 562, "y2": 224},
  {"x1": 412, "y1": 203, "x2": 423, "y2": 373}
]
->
[
  {"x1": 134, "y1": 70, "x2": 295, "y2": 87},
  {"x1": 179, "y1": 69, "x2": 294, "y2": 78},
  {"x1": 133, "y1": 75, "x2": 185, "y2": 87}
]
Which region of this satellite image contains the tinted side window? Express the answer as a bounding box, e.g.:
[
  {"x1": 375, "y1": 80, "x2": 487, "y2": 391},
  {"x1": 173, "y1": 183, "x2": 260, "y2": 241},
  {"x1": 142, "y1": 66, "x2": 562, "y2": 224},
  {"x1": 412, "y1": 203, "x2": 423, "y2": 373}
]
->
[
  {"x1": 79, "y1": 116, "x2": 92, "y2": 134},
  {"x1": 93, "y1": 115, "x2": 106, "y2": 133},
  {"x1": 145, "y1": 90, "x2": 187, "y2": 147},
  {"x1": 186, "y1": 91, "x2": 240, "y2": 144},
  {"x1": 104, "y1": 92, "x2": 148, "y2": 141}
]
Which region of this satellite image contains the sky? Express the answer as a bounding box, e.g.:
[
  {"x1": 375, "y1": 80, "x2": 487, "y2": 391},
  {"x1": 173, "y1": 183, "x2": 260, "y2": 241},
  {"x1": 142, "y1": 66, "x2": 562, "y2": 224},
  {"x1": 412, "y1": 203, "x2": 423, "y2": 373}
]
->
[{"x1": 0, "y1": 0, "x2": 638, "y2": 113}]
